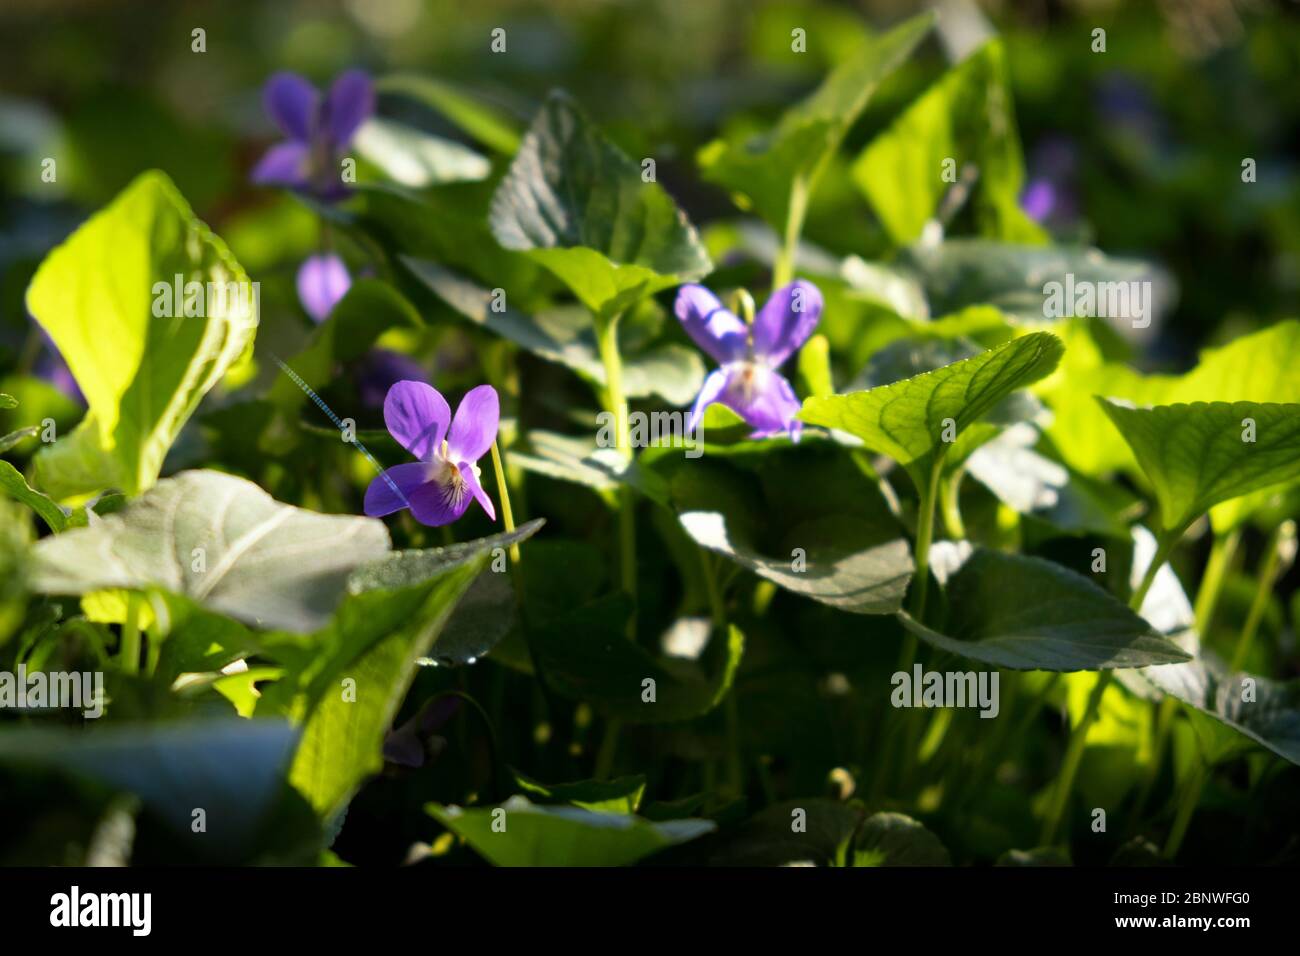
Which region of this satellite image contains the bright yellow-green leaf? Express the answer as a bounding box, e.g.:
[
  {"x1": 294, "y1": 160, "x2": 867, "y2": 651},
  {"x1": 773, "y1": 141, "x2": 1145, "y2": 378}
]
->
[
  {"x1": 1100, "y1": 399, "x2": 1300, "y2": 533},
  {"x1": 26, "y1": 170, "x2": 258, "y2": 499}
]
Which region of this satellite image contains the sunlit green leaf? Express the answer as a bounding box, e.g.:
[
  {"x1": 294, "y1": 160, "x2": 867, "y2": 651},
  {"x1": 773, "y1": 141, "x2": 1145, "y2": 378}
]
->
[
  {"x1": 799, "y1": 332, "x2": 1062, "y2": 488},
  {"x1": 1101, "y1": 399, "x2": 1300, "y2": 533},
  {"x1": 429, "y1": 795, "x2": 713, "y2": 866},
  {"x1": 853, "y1": 41, "x2": 1043, "y2": 245},
  {"x1": 27, "y1": 171, "x2": 257, "y2": 498}
]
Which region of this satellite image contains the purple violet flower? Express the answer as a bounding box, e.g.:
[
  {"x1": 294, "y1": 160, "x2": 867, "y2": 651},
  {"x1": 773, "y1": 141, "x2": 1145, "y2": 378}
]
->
[
  {"x1": 674, "y1": 280, "x2": 822, "y2": 439},
  {"x1": 365, "y1": 380, "x2": 499, "y2": 527},
  {"x1": 251, "y1": 69, "x2": 374, "y2": 199},
  {"x1": 297, "y1": 253, "x2": 351, "y2": 322}
]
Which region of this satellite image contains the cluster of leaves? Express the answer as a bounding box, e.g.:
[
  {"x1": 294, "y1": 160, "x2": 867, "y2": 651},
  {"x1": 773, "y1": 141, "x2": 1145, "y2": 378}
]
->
[{"x1": 2, "y1": 11, "x2": 1298, "y2": 868}]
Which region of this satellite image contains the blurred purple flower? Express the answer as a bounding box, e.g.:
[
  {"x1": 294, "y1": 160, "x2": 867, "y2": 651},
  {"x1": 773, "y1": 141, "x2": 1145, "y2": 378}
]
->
[
  {"x1": 251, "y1": 69, "x2": 374, "y2": 199},
  {"x1": 1020, "y1": 179, "x2": 1058, "y2": 221},
  {"x1": 296, "y1": 253, "x2": 351, "y2": 322},
  {"x1": 1020, "y1": 136, "x2": 1079, "y2": 226},
  {"x1": 354, "y1": 349, "x2": 428, "y2": 410},
  {"x1": 365, "y1": 381, "x2": 498, "y2": 526},
  {"x1": 674, "y1": 280, "x2": 822, "y2": 439}
]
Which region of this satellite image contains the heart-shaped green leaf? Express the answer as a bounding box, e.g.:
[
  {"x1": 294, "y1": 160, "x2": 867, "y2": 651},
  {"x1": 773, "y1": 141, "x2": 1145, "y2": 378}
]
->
[
  {"x1": 799, "y1": 332, "x2": 1063, "y2": 487},
  {"x1": 1100, "y1": 399, "x2": 1300, "y2": 533},
  {"x1": 428, "y1": 795, "x2": 714, "y2": 867},
  {"x1": 489, "y1": 91, "x2": 711, "y2": 318},
  {"x1": 1136, "y1": 657, "x2": 1300, "y2": 766},
  {"x1": 898, "y1": 549, "x2": 1192, "y2": 670},
  {"x1": 26, "y1": 171, "x2": 258, "y2": 499},
  {"x1": 28, "y1": 469, "x2": 391, "y2": 633}
]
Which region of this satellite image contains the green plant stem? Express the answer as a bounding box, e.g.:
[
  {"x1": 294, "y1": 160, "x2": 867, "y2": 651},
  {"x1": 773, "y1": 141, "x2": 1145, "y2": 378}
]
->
[
  {"x1": 911, "y1": 459, "x2": 944, "y2": 620},
  {"x1": 1231, "y1": 522, "x2": 1289, "y2": 671},
  {"x1": 120, "y1": 593, "x2": 142, "y2": 676},
  {"x1": 595, "y1": 311, "x2": 637, "y2": 636},
  {"x1": 1040, "y1": 529, "x2": 1179, "y2": 845},
  {"x1": 880, "y1": 460, "x2": 945, "y2": 795},
  {"x1": 1131, "y1": 696, "x2": 1178, "y2": 825},
  {"x1": 489, "y1": 439, "x2": 521, "y2": 564},
  {"x1": 1163, "y1": 764, "x2": 1207, "y2": 859},
  {"x1": 772, "y1": 174, "x2": 810, "y2": 292},
  {"x1": 700, "y1": 549, "x2": 743, "y2": 796},
  {"x1": 939, "y1": 469, "x2": 967, "y2": 540},
  {"x1": 1040, "y1": 671, "x2": 1111, "y2": 846},
  {"x1": 1193, "y1": 527, "x2": 1240, "y2": 636}
]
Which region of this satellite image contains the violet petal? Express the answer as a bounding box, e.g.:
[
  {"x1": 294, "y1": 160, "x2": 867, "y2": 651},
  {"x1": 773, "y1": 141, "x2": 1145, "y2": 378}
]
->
[
  {"x1": 383, "y1": 380, "x2": 450, "y2": 460},
  {"x1": 323, "y1": 69, "x2": 374, "y2": 148},
  {"x1": 446, "y1": 384, "x2": 499, "y2": 463},
  {"x1": 407, "y1": 470, "x2": 474, "y2": 527},
  {"x1": 250, "y1": 141, "x2": 311, "y2": 187},
  {"x1": 752, "y1": 280, "x2": 822, "y2": 367},
  {"x1": 720, "y1": 364, "x2": 801, "y2": 435},
  {"x1": 674, "y1": 285, "x2": 748, "y2": 364},
  {"x1": 459, "y1": 461, "x2": 496, "y2": 522},
  {"x1": 687, "y1": 367, "x2": 730, "y2": 432},
  {"x1": 363, "y1": 462, "x2": 429, "y2": 517},
  {"x1": 263, "y1": 72, "x2": 319, "y2": 142}
]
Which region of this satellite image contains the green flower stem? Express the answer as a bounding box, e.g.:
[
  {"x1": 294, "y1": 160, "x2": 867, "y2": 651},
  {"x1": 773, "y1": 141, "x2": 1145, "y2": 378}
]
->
[
  {"x1": 120, "y1": 592, "x2": 142, "y2": 676},
  {"x1": 1040, "y1": 529, "x2": 1179, "y2": 846},
  {"x1": 939, "y1": 468, "x2": 967, "y2": 540},
  {"x1": 595, "y1": 310, "x2": 637, "y2": 637},
  {"x1": 1193, "y1": 527, "x2": 1240, "y2": 636},
  {"x1": 772, "y1": 174, "x2": 810, "y2": 292},
  {"x1": 1230, "y1": 521, "x2": 1294, "y2": 671},
  {"x1": 878, "y1": 458, "x2": 946, "y2": 796},
  {"x1": 911, "y1": 458, "x2": 944, "y2": 620},
  {"x1": 489, "y1": 439, "x2": 521, "y2": 565}
]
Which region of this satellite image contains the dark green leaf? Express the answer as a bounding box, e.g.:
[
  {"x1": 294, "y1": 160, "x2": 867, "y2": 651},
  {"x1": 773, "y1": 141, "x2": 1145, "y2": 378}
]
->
[
  {"x1": 898, "y1": 549, "x2": 1192, "y2": 670},
  {"x1": 489, "y1": 91, "x2": 712, "y2": 318}
]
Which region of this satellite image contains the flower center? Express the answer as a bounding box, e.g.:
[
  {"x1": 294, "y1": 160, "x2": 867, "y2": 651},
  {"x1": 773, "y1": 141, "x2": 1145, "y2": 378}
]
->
[{"x1": 732, "y1": 360, "x2": 770, "y2": 402}]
